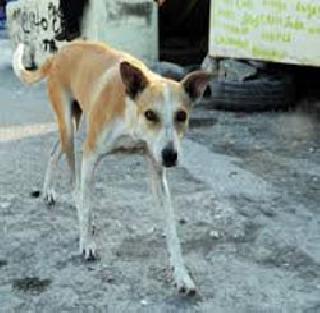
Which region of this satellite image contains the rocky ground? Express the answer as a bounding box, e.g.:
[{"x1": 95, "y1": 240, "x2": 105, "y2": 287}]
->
[{"x1": 0, "y1": 39, "x2": 320, "y2": 312}]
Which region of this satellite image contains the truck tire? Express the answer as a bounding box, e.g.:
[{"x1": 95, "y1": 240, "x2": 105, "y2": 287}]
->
[{"x1": 207, "y1": 73, "x2": 295, "y2": 112}]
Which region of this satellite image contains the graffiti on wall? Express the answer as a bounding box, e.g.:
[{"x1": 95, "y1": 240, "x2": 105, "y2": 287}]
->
[
  {"x1": 20, "y1": 1, "x2": 61, "y2": 53},
  {"x1": 8, "y1": 0, "x2": 62, "y2": 60}
]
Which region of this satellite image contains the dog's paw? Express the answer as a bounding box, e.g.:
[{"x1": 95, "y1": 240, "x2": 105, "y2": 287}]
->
[
  {"x1": 173, "y1": 268, "x2": 197, "y2": 296},
  {"x1": 79, "y1": 238, "x2": 97, "y2": 261},
  {"x1": 43, "y1": 189, "x2": 57, "y2": 205}
]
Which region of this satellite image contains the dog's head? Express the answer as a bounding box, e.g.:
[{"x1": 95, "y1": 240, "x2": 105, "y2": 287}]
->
[{"x1": 120, "y1": 61, "x2": 212, "y2": 168}]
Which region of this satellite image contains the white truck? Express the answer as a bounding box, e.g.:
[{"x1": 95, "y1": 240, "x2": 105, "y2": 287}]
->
[{"x1": 209, "y1": 0, "x2": 320, "y2": 67}]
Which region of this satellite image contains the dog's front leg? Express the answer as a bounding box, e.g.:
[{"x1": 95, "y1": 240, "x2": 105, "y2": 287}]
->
[
  {"x1": 148, "y1": 157, "x2": 196, "y2": 295},
  {"x1": 77, "y1": 153, "x2": 98, "y2": 260}
]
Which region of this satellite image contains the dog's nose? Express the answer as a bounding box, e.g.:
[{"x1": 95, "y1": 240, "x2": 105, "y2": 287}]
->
[{"x1": 162, "y1": 148, "x2": 177, "y2": 168}]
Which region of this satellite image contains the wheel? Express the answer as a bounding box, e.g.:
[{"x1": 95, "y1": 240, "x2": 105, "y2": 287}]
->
[{"x1": 207, "y1": 73, "x2": 295, "y2": 112}]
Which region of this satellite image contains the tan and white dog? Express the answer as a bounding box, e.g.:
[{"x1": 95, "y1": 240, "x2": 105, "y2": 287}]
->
[{"x1": 13, "y1": 41, "x2": 212, "y2": 295}]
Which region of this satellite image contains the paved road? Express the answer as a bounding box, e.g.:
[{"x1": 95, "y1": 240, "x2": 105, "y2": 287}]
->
[{"x1": 1, "y1": 39, "x2": 320, "y2": 312}]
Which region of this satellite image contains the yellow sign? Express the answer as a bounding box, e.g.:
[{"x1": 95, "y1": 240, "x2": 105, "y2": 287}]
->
[{"x1": 209, "y1": 0, "x2": 320, "y2": 66}]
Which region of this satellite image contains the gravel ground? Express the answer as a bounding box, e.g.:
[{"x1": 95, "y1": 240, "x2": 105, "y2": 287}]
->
[{"x1": 1, "y1": 39, "x2": 320, "y2": 312}]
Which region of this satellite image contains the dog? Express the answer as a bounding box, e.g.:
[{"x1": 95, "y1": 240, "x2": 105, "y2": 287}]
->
[{"x1": 13, "y1": 41, "x2": 212, "y2": 295}]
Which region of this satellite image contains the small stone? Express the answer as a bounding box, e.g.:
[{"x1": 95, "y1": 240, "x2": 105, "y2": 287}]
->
[
  {"x1": 309, "y1": 147, "x2": 315, "y2": 153},
  {"x1": 95, "y1": 182, "x2": 104, "y2": 190},
  {"x1": 30, "y1": 189, "x2": 41, "y2": 198},
  {"x1": 0, "y1": 259, "x2": 7, "y2": 267},
  {"x1": 115, "y1": 221, "x2": 122, "y2": 228},
  {"x1": 161, "y1": 232, "x2": 166, "y2": 238},
  {"x1": 148, "y1": 226, "x2": 157, "y2": 233},
  {"x1": 0, "y1": 202, "x2": 11, "y2": 210},
  {"x1": 233, "y1": 231, "x2": 245, "y2": 239},
  {"x1": 312, "y1": 176, "x2": 318, "y2": 182},
  {"x1": 103, "y1": 272, "x2": 115, "y2": 283},
  {"x1": 140, "y1": 299, "x2": 148, "y2": 306},
  {"x1": 209, "y1": 230, "x2": 219, "y2": 239}
]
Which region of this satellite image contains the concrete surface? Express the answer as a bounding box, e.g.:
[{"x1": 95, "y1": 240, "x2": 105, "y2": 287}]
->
[{"x1": 0, "y1": 39, "x2": 320, "y2": 312}]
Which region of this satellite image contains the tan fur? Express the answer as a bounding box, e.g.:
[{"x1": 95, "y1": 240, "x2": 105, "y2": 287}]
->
[
  {"x1": 18, "y1": 41, "x2": 191, "y2": 157},
  {"x1": 137, "y1": 81, "x2": 190, "y2": 135},
  {"x1": 20, "y1": 56, "x2": 53, "y2": 85}
]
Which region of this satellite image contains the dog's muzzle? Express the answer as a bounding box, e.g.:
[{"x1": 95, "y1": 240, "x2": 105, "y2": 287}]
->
[{"x1": 161, "y1": 144, "x2": 177, "y2": 168}]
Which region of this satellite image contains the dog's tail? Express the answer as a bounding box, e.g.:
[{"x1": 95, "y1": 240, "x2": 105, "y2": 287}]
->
[{"x1": 12, "y1": 43, "x2": 53, "y2": 85}]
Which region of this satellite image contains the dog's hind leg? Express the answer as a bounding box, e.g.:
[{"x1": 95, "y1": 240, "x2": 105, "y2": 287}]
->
[
  {"x1": 42, "y1": 140, "x2": 62, "y2": 205},
  {"x1": 148, "y1": 156, "x2": 196, "y2": 296},
  {"x1": 43, "y1": 79, "x2": 76, "y2": 204}
]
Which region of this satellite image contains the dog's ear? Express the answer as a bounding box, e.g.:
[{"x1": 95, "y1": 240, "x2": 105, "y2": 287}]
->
[
  {"x1": 181, "y1": 71, "x2": 213, "y2": 101},
  {"x1": 120, "y1": 61, "x2": 148, "y2": 99}
]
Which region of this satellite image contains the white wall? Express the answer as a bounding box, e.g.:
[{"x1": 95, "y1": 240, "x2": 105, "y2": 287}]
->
[
  {"x1": 83, "y1": 0, "x2": 158, "y2": 65},
  {"x1": 7, "y1": 0, "x2": 158, "y2": 67}
]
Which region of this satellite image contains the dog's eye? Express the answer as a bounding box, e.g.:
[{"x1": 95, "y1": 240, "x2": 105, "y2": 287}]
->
[
  {"x1": 144, "y1": 110, "x2": 159, "y2": 122},
  {"x1": 176, "y1": 111, "x2": 187, "y2": 122}
]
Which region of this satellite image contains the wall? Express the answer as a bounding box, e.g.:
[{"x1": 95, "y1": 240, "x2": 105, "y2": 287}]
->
[
  {"x1": 7, "y1": 0, "x2": 158, "y2": 67},
  {"x1": 82, "y1": 0, "x2": 158, "y2": 64},
  {"x1": 7, "y1": 0, "x2": 62, "y2": 67}
]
